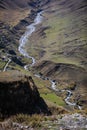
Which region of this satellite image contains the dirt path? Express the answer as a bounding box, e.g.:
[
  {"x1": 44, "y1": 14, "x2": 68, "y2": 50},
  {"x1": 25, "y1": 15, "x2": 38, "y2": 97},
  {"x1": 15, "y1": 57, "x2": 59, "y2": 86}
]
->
[{"x1": 3, "y1": 58, "x2": 11, "y2": 72}]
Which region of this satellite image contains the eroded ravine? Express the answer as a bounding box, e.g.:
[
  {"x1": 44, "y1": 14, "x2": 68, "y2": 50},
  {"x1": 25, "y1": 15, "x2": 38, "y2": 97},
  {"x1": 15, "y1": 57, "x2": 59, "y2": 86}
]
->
[{"x1": 18, "y1": 11, "x2": 81, "y2": 110}]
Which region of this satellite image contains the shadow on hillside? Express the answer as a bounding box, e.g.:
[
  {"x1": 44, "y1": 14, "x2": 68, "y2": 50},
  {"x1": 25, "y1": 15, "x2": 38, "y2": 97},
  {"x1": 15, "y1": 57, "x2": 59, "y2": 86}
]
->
[{"x1": 0, "y1": 79, "x2": 51, "y2": 118}]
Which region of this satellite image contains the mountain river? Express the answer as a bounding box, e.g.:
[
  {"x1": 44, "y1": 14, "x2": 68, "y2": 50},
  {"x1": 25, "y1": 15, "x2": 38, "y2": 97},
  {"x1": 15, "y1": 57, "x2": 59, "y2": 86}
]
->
[{"x1": 18, "y1": 11, "x2": 81, "y2": 110}]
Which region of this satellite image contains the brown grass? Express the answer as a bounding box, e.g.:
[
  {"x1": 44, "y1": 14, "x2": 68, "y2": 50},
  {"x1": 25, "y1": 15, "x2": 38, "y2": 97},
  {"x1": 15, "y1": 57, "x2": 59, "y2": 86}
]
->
[
  {"x1": 0, "y1": 9, "x2": 30, "y2": 27},
  {"x1": 0, "y1": 70, "x2": 28, "y2": 82}
]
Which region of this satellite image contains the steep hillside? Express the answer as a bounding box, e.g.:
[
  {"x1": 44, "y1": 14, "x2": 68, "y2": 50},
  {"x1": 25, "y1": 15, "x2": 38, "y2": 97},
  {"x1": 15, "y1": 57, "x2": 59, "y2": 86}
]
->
[
  {"x1": 0, "y1": 0, "x2": 30, "y2": 9},
  {"x1": 0, "y1": 0, "x2": 49, "y2": 26},
  {"x1": 29, "y1": 0, "x2": 87, "y2": 69},
  {"x1": 0, "y1": 71, "x2": 50, "y2": 117},
  {"x1": 0, "y1": 0, "x2": 50, "y2": 72},
  {"x1": 0, "y1": 0, "x2": 31, "y2": 26},
  {"x1": 28, "y1": 0, "x2": 87, "y2": 110}
]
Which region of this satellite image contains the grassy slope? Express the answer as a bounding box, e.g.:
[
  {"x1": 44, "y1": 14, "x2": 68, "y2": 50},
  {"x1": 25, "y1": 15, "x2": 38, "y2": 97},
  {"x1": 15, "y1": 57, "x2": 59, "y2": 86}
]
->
[
  {"x1": 26, "y1": 0, "x2": 87, "y2": 69},
  {"x1": 24, "y1": 0, "x2": 87, "y2": 110},
  {"x1": 33, "y1": 76, "x2": 66, "y2": 108}
]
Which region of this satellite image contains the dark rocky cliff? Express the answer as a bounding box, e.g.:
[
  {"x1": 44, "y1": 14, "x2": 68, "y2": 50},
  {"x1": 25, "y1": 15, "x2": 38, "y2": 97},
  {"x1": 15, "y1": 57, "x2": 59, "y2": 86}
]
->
[{"x1": 0, "y1": 71, "x2": 50, "y2": 117}]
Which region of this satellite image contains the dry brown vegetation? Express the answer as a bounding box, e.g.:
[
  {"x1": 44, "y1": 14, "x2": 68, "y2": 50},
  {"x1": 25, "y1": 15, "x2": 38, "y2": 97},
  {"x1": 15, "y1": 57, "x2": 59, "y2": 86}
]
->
[
  {"x1": 0, "y1": 9, "x2": 30, "y2": 27},
  {"x1": 0, "y1": 0, "x2": 32, "y2": 26}
]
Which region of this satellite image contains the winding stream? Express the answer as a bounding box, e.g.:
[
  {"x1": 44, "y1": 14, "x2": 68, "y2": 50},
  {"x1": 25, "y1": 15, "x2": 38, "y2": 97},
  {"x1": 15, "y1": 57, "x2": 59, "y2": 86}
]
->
[
  {"x1": 18, "y1": 12, "x2": 43, "y2": 70},
  {"x1": 18, "y1": 11, "x2": 81, "y2": 110},
  {"x1": 35, "y1": 74, "x2": 81, "y2": 109}
]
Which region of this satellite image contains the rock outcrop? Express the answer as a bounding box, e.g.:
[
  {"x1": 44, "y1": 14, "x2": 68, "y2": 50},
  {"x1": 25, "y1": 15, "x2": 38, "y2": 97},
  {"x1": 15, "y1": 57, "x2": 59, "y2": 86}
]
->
[{"x1": 0, "y1": 71, "x2": 50, "y2": 117}]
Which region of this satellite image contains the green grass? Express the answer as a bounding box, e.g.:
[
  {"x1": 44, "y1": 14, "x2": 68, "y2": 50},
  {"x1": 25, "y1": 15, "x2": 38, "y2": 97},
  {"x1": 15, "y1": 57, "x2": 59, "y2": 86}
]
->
[
  {"x1": 33, "y1": 76, "x2": 51, "y2": 91},
  {"x1": 33, "y1": 76, "x2": 65, "y2": 107},
  {"x1": 41, "y1": 93, "x2": 65, "y2": 107}
]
